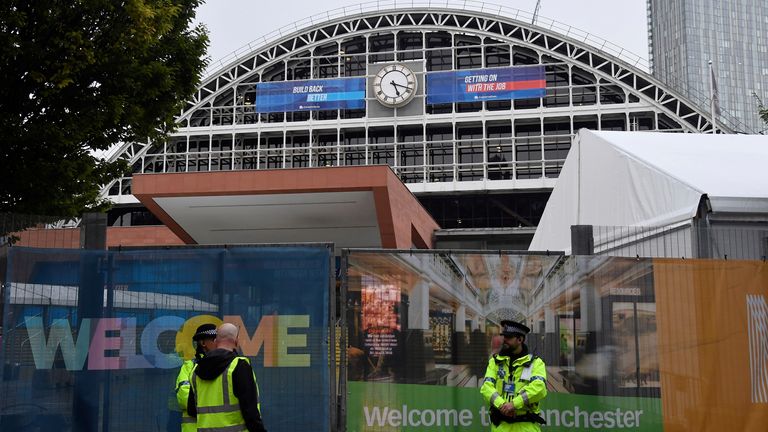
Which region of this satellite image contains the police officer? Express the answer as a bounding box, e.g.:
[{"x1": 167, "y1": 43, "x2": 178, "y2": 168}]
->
[
  {"x1": 175, "y1": 323, "x2": 217, "y2": 431},
  {"x1": 481, "y1": 320, "x2": 547, "y2": 431},
  {"x1": 188, "y1": 323, "x2": 267, "y2": 432}
]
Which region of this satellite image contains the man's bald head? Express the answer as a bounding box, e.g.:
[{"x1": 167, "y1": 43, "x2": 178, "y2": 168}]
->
[{"x1": 215, "y1": 323, "x2": 239, "y2": 350}]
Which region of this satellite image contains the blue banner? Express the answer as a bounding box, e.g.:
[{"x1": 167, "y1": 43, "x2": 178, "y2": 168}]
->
[
  {"x1": 2, "y1": 246, "x2": 332, "y2": 432},
  {"x1": 255, "y1": 77, "x2": 365, "y2": 112},
  {"x1": 425, "y1": 65, "x2": 546, "y2": 104}
]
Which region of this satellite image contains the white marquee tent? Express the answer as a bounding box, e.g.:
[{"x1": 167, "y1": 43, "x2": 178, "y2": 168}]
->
[{"x1": 529, "y1": 130, "x2": 768, "y2": 256}]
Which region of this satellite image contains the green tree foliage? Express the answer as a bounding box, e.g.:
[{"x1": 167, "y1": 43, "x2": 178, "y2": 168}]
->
[
  {"x1": 755, "y1": 93, "x2": 768, "y2": 131},
  {"x1": 0, "y1": 0, "x2": 208, "y2": 217}
]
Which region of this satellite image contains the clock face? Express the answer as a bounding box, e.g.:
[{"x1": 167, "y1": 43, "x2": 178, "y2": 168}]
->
[{"x1": 372, "y1": 64, "x2": 417, "y2": 107}]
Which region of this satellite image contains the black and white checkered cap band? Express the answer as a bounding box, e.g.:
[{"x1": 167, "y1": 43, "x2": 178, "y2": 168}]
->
[
  {"x1": 502, "y1": 323, "x2": 528, "y2": 335},
  {"x1": 195, "y1": 329, "x2": 217, "y2": 338}
]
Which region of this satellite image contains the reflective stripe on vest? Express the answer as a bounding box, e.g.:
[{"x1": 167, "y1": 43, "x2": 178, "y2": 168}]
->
[
  {"x1": 517, "y1": 357, "x2": 541, "y2": 414},
  {"x1": 181, "y1": 415, "x2": 197, "y2": 432},
  {"x1": 182, "y1": 402, "x2": 197, "y2": 430},
  {"x1": 494, "y1": 355, "x2": 542, "y2": 416},
  {"x1": 179, "y1": 360, "x2": 197, "y2": 432},
  {"x1": 520, "y1": 389, "x2": 530, "y2": 407},
  {"x1": 192, "y1": 357, "x2": 251, "y2": 432},
  {"x1": 196, "y1": 425, "x2": 248, "y2": 432},
  {"x1": 520, "y1": 360, "x2": 534, "y2": 381}
]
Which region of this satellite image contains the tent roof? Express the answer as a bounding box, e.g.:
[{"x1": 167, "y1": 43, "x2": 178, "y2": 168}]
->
[
  {"x1": 529, "y1": 130, "x2": 768, "y2": 253},
  {"x1": 595, "y1": 131, "x2": 768, "y2": 200}
]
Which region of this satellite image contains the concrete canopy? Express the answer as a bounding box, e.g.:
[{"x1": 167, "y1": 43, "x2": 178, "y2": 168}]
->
[{"x1": 132, "y1": 166, "x2": 439, "y2": 249}]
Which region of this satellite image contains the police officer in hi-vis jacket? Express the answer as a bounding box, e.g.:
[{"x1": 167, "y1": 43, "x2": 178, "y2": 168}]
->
[
  {"x1": 175, "y1": 323, "x2": 217, "y2": 432},
  {"x1": 188, "y1": 323, "x2": 267, "y2": 432},
  {"x1": 481, "y1": 320, "x2": 547, "y2": 431}
]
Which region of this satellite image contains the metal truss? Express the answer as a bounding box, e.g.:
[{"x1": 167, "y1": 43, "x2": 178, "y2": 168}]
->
[
  {"x1": 102, "y1": 6, "x2": 726, "y2": 199},
  {"x1": 179, "y1": 8, "x2": 721, "y2": 131}
]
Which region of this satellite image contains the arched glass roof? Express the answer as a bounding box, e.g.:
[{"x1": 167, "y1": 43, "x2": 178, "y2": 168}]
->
[{"x1": 103, "y1": 4, "x2": 726, "y2": 202}]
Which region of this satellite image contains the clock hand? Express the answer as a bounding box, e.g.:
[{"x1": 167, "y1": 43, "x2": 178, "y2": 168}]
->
[
  {"x1": 391, "y1": 82, "x2": 412, "y2": 91},
  {"x1": 389, "y1": 80, "x2": 401, "y2": 96}
]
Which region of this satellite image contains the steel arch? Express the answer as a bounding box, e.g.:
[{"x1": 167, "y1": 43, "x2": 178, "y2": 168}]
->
[{"x1": 102, "y1": 6, "x2": 724, "y2": 197}]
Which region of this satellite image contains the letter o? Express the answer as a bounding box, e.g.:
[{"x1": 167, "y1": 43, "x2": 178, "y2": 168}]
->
[
  {"x1": 421, "y1": 410, "x2": 435, "y2": 427},
  {"x1": 142, "y1": 316, "x2": 185, "y2": 369},
  {"x1": 175, "y1": 314, "x2": 222, "y2": 360}
]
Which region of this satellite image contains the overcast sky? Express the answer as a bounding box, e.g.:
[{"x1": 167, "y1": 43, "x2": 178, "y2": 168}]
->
[{"x1": 194, "y1": 0, "x2": 649, "y2": 76}]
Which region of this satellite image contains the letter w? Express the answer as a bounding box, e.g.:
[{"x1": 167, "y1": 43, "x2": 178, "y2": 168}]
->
[
  {"x1": 25, "y1": 317, "x2": 91, "y2": 371},
  {"x1": 363, "y1": 406, "x2": 388, "y2": 427}
]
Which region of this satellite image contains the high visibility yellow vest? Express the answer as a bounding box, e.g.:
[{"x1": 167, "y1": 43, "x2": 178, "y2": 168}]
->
[
  {"x1": 191, "y1": 356, "x2": 261, "y2": 432},
  {"x1": 175, "y1": 359, "x2": 197, "y2": 432},
  {"x1": 481, "y1": 353, "x2": 548, "y2": 432}
]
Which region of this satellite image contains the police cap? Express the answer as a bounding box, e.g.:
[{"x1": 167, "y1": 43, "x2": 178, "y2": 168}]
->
[
  {"x1": 500, "y1": 320, "x2": 530, "y2": 337},
  {"x1": 193, "y1": 323, "x2": 217, "y2": 341}
]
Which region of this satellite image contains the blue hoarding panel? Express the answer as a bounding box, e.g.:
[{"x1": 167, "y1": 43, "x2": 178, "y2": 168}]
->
[
  {"x1": 255, "y1": 77, "x2": 365, "y2": 112},
  {"x1": 425, "y1": 65, "x2": 546, "y2": 104},
  {"x1": 2, "y1": 246, "x2": 332, "y2": 432}
]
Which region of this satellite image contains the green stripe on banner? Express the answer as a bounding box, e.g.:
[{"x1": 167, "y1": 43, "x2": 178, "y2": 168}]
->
[{"x1": 346, "y1": 381, "x2": 663, "y2": 431}]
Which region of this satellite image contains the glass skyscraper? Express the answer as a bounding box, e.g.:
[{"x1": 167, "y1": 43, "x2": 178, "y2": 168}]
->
[{"x1": 648, "y1": 0, "x2": 768, "y2": 133}]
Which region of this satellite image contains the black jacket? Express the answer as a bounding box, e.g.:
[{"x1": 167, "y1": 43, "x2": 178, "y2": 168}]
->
[{"x1": 187, "y1": 348, "x2": 267, "y2": 432}]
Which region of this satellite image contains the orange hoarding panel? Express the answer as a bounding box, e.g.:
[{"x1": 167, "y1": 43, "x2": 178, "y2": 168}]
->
[{"x1": 653, "y1": 259, "x2": 768, "y2": 432}]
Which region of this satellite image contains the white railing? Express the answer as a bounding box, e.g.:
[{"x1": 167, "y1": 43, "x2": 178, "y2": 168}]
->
[
  {"x1": 198, "y1": 0, "x2": 752, "y2": 133},
  {"x1": 202, "y1": 0, "x2": 650, "y2": 78}
]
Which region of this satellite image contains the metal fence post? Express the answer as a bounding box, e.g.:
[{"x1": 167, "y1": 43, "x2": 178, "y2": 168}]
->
[
  {"x1": 337, "y1": 251, "x2": 348, "y2": 432},
  {"x1": 694, "y1": 197, "x2": 712, "y2": 259},
  {"x1": 0, "y1": 245, "x2": 8, "y2": 385},
  {"x1": 571, "y1": 225, "x2": 595, "y2": 255},
  {"x1": 73, "y1": 212, "x2": 107, "y2": 432}
]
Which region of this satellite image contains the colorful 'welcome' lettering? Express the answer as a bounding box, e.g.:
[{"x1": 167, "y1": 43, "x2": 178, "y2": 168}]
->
[{"x1": 23, "y1": 314, "x2": 311, "y2": 371}]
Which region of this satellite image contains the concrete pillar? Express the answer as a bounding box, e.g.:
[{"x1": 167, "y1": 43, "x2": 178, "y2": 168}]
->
[
  {"x1": 454, "y1": 305, "x2": 466, "y2": 332},
  {"x1": 453, "y1": 305, "x2": 468, "y2": 364},
  {"x1": 579, "y1": 283, "x2": 601, "y2": 333},
  {"x1": 404, "y1": 279, "x2": 431, "y2": 383},
  {"x1": 469, "y1": 313, "x2": 489, "y2": 377},
  {"x1": 407, "y1": 279, "x2": 430, "y2": 330},
  {"x1": 577, "y1": 277, "x2": 603, "y2": 394},
  {"x1": 544, "y1": 304, "x2": 556, "y2": 333},
  {"x1": 541, "y1": 304, "x2": 559, "y2": 364}
]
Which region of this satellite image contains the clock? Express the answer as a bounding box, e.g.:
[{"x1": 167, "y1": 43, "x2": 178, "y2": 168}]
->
[{"x1": 372, "y1": 63, "x2": 417, "y2": 108}]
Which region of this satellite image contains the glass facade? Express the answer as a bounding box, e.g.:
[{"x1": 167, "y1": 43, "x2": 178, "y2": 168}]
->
[
  {"x1": 103, "y1": 8, "x2": 720, "y2": 232},
  {"x1": 648, "y1": 0, "x2": 768, "y2": 133}
]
